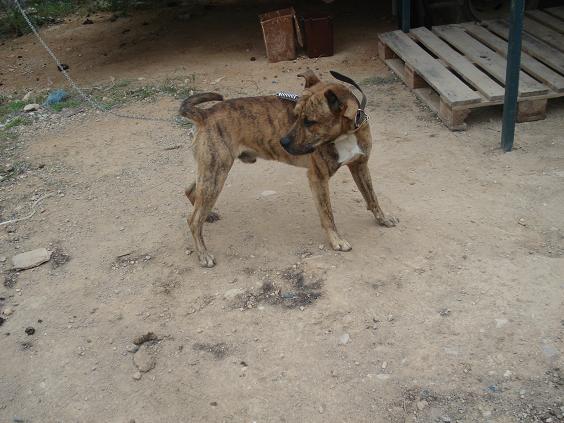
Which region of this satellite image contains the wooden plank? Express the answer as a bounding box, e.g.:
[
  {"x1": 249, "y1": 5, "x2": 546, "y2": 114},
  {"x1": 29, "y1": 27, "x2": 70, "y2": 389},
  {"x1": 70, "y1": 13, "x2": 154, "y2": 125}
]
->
[
  {"x1": 522, "y1": 16, "x2": 564, "y2": 52},
  {"x1": 526, "y1": 10, "x2": 564, "y2": 34},
  {"x1": 484, "y1": 20, "x2": 564, "y2": 75},
  {"x1": 379, "y1": 31, "x2": 481, "y2": 106},
  {"x1": 545, "y1": 6, "x2": 564, "y2": 21},
  {"x1": 433, "y1": 25, "x2": 548, "y2": 97},
  {"x1": 411, "y1": 27, "x2": 504, "y2": 100},
  {"x1": 463, "y1": 23, "x2": 564, "y2": 92}
]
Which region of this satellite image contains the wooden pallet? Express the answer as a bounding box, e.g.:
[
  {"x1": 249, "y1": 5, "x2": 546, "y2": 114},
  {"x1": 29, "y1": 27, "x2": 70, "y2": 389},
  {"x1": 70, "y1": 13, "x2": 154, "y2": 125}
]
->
[{"x1": 378, "y1": 7, "x2": 564, "y2": 130}]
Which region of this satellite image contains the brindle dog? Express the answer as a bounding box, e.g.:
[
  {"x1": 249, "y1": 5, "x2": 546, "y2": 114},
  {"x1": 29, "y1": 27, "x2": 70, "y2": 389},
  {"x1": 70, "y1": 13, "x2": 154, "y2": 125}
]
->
[{"x1": 180, "y1": 70, "x2": 397, "y2": 267}]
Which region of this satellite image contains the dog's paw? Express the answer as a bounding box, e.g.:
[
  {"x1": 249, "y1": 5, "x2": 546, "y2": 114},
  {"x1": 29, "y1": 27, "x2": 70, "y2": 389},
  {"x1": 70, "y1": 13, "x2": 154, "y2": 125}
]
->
[
  {"x1": 329, "y1": 235, "x2": 352, "y2": 252},
  {"x1": 206, "y1": 211, "x2": 221, "y2": 223},
  {"x1": 377, "y1": 215, "x2": 399, "y2": 227},
  {"x1": 198, "y1": 252, "x2": 216, "y2": 268}
]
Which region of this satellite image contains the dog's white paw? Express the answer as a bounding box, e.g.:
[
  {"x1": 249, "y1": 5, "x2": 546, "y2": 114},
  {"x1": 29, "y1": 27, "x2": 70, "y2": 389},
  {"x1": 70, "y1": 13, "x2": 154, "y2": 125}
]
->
[
  {"x1": 377, "y1": 215, "x2": 399, "y2": 227},
  {"x1": 198, "y1": 252, "x2": 216, "y2": 268},
  {"x1": 329, "y1": 235, "x2": 352, "y2": 252}
]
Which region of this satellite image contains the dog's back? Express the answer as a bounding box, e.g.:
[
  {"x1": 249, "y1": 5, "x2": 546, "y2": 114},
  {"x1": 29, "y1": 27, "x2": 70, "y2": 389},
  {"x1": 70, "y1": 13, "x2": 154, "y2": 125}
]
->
[{"x1": 180, "y1": 93, "x2": 300, "y2": 161}]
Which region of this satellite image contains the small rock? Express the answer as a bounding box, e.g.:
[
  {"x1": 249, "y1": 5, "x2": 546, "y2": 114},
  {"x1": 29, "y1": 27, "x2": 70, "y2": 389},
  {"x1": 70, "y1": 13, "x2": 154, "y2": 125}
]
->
[
  {"x1": 13, "y1": 417, "x2": 25, "y2": 423},
  {"x1": 250, "y1": 56, "x2": 256, "y2": 61},
  {"x1": 439, "y1": 308, "x2": 450, "y2": 317},
  {"x1": 224, "y1": 288, "x2": 244, "y2": 300},
  {"x1": 260, "y1": 190, "x2": 277, "y2": 197},
  {"x1": 441, "y1": 417, "x2": 452, "y2": 423},
  {"x1": 25, "y1": 327, "x2": 35, "y2": 335},
  {"x1": 503, "y1": 370, "x2": 512, "y2": 378},
  {"x1": 3, "y1": 307, "x2": 13, "y2": 316},
  {"x1": 126, "y1": 344, "x2": 139, "y2": 353},
  {"x1": 12, "y1": 248, "x2": 51, "y2": 270},
  {"x1": 132, "y1": 371, "x2": 142, "y2": 380},
  {"x1": 381, "y1": 361, "x2": 388, "y2": 369},
  {"x1": 338, "y1": 333, "x2": 350, "y2": 345},
  {"x1": 541, "y1": 343, "x2": 559, "y2": 360},
  {"x1": 133, "y1": 346, "x2": 156, "y2": 372},
  {"x1": 23, "y1": 103, "x2": 40, "y2": 112},
  {"x1": 22, "y1": 92, "x2": 32, "y2": 101},
  {"x1": 495, "y1": 318, "x2": 508, "y2": 328},
  {"x1": 82, "y1": 18, "x2": 93, "y2": 24},
  {"x1": 132, "y1": 332, "x2": 158, "y2": 345},
  {"x1": 0, "y1": 256, "x2": 6, "y2": 263},
  {"x1": 416, "y1": 400, "x2": 428, "y2": 410},
  {"x1": 518, "y1": 218, "x2": 527, "y2": 226}
]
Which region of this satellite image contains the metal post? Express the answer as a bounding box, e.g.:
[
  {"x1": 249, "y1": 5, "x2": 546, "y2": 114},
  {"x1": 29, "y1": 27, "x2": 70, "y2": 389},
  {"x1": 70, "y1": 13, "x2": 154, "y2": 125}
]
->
[
  {"x1": 501, "y1": 0, "x2": 525, "y2": 152},
  {"x1": 401, "y1": 0, "x2": 411, "y2": 33}
]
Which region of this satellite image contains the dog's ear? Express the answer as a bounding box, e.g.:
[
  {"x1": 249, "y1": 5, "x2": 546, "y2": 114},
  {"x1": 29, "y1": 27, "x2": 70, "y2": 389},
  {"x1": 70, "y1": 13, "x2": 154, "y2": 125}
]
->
[
  {"x1": 324, "y1": 89, "x2": 358, "y2": 121},
  {"x1": 298, "y1": 70, "x2": 321, "y2": 88}
]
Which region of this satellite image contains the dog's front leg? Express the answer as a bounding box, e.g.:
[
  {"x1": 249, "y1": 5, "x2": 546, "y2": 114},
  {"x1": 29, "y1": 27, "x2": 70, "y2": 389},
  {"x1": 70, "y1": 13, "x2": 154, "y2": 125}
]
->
[
  {"x1": 348, "y1": 159, "x2": 398, "y2": 227},
  {"x1": 307, "y1": 167, "x2": 352, "y2": 251}
]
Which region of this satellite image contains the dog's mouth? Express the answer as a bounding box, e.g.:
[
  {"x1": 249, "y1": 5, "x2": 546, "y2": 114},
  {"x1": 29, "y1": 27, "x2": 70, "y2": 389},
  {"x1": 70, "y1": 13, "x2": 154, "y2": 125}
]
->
[
  {"x1": 280, "y1": 136, "x2": 318, "y2": 155},
  {"x1": 282, "y1": 143, "x2": 316, "y2": 156}
]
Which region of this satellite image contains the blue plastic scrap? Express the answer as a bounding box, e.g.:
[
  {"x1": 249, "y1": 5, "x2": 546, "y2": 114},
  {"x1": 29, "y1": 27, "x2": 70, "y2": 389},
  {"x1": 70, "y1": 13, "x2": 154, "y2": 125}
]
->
[{"x1": 44, "y1": 89, "x2": 69, "y2": 106}]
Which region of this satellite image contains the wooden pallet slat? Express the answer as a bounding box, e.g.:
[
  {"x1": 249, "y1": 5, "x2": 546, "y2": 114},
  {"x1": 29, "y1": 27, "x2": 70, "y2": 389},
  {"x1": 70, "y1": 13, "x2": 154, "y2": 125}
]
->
[
  {"x1": 379, "y1": 13, "x2": 564, "y2": 131},
  {"x1": 526, "y1": 10, "x2": 564, "y2": 34},
  {"x1": 410, "y1": 27, "x2": 505, "y2": 101},
  {"x1": 522, "y1": 16, "x2": 564, "y2": 52},
  {"x1": 463, "y1": 22, "x2": 564, "y2": 93},
  {"x1": 484, "y1": 20, "x2": 564, "y2": 75},
  {"x1": 545, "y1": 6, "x2": 564, "y2": 20},
  {"x1": 433, "y1": 25, "x2": 549, "y2": 97},
  {"x1": 379, "y1": 30, "x2": 481, "y2": 107}
]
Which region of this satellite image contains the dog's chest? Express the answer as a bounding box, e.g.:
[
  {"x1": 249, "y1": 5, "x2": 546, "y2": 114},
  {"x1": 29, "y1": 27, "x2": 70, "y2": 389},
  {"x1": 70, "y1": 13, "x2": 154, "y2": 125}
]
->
[{"x1": 333, "y1": 134, "x2": 364, "y2": 165}]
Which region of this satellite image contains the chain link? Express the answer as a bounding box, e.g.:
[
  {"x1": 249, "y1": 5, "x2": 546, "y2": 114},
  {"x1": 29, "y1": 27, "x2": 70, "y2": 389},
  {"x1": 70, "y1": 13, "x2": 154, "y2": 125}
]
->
[{"x1": 12, "y1": 0, "x2": 179, "y2": 124}]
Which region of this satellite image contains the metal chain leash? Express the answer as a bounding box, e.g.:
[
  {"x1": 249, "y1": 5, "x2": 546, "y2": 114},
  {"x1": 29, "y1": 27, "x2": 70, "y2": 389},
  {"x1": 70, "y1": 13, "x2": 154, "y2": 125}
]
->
[{"x1": 12, "y1": 0, "x2": 179, "y2": 124}]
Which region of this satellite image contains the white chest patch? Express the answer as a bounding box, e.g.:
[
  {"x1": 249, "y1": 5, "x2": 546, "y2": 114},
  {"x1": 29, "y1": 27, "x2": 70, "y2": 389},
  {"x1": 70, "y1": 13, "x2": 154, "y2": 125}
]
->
[{"x1": 333, "y1": 133, "x2": 364, "y2": 165}]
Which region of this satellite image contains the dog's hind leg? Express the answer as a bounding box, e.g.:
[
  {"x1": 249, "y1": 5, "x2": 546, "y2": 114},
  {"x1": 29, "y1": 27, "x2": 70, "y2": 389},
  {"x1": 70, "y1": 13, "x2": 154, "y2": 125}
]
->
[
  {"x1": 348, "y1": 160, "x2": 398, "y2": 227},
  {"x1": 307, "y1": 167, "x2": 352, "y2": 251},
  {"x1": 189, "y1": 150, "x2": 233, "y2": 268},
  {"x1": 185, "y1": 182, "x2": 221, "y2": 223}
]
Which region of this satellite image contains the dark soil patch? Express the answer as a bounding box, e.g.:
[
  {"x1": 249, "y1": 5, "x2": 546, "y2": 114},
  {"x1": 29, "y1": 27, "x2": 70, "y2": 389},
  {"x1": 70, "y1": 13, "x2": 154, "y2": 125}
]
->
[
  {"x1": 193, "y1": 342, "x2": 229, "y2": 360},
  {"x1": 234, "y1": 267, "x2": 323, "y2": 310},
  {"x1": 50, "y1": 246, "x2": 70, "y2": 268},
  {"x1": 3, "y1": 270, "x2": 18, "y2": 288},
  {"x1": 398, "y1": 382, "x2": 564, "y2": 423}
]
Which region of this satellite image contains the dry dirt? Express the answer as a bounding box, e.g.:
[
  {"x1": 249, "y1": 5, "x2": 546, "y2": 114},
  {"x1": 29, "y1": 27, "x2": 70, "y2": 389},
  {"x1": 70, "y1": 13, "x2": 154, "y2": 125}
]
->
[{"x1": 1, "y1": 4, "x2": 563, "y2": 423}]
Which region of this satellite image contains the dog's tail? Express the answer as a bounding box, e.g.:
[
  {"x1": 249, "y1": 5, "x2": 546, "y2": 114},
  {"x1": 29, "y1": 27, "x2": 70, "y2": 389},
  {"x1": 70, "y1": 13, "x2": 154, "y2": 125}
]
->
[{"x1": 179, "y1": 92, "x2": 224, "y2": 123}]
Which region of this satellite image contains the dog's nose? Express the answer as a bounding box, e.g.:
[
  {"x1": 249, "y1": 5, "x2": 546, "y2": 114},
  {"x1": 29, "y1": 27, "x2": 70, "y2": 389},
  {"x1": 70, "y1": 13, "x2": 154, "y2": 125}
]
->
[{"x1": 280, "y1": 137, "x2": 292, "y2": 148}]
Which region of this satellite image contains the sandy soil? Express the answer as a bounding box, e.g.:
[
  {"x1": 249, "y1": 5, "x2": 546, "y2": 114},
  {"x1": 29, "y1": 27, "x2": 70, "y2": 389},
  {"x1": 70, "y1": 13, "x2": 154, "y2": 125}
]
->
[{"x1": 1, "y1": 4, "x2": 563, "y2": 423}]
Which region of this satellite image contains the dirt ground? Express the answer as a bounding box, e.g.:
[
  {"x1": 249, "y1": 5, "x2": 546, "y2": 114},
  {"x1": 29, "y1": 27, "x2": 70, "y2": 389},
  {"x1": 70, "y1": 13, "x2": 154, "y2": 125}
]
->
[{"x1": 1, "y1": 4, "x2": 563, "y2": 423}]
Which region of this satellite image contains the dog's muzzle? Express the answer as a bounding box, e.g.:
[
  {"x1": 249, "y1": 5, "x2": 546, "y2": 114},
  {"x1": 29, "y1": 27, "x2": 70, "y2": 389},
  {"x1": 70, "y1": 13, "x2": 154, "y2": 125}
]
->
[{"x1": 280, "y1": 137, "x2": 314, "y2": 156}]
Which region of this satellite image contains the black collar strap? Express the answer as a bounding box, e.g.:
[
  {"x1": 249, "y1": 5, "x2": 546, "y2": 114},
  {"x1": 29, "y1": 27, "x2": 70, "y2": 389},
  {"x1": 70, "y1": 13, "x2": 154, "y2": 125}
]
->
[{"x1": 329, "y1": 70, "x2": 368, "y2": 128}]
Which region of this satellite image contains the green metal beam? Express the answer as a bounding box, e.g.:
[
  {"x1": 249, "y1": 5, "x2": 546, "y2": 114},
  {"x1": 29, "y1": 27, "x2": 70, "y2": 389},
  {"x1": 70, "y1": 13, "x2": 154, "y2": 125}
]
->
[{"x1": 501, "y1": 0, "x2": 525, "y2": 152}]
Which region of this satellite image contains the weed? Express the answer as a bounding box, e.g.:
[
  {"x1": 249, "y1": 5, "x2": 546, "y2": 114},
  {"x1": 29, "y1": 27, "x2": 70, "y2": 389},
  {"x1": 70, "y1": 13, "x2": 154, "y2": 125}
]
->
[
  {"x1": 1, "y1": 0, "x2": 79, "y2": 38},
  {"x1": 48, "y1": 98, "x2": 82, "y2": 112},
  {"x1": 0, "y1": 160, "x2": 31, "y2": 182},
  {"x1": 361, "y1": 74, "x2": 399, "y2": 86},
  {"x1": 0, "y1": 99, "x2": 25, "y2": 121},
  {"x1": 4, "y1": 116, "x2": 31, "y2": 129}
]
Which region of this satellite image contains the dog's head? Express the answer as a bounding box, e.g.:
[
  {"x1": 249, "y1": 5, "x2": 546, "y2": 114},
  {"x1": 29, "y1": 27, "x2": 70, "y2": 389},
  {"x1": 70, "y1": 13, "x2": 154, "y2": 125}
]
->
[{"x1": 281, "y1": 70, "x2": 361, "y2": 155}]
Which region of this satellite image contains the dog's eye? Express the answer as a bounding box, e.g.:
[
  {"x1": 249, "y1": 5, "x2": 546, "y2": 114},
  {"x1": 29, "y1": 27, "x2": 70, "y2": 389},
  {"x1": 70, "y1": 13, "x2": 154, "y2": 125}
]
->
[{"x1": 303, "y1": 118, "x2": 317, "y2": 128}]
